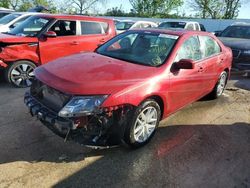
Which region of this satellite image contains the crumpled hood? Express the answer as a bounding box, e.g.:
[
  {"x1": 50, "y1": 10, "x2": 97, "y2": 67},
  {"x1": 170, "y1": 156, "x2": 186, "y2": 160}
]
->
[
  {"x1": 35, "y1": 52, "x2": 158, "y2": 95},
  {"x1": 219, "y1": 37, "x2": 250, "y2": 50},
  {"x1": 0, "y1": 33, "x2": 38, "y2": 43}
]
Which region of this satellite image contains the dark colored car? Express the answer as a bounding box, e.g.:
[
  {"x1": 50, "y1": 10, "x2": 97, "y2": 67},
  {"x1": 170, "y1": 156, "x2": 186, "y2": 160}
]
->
[
  {"x1": 217, "y1": 23, "x2": 250, "y2": 74},
  {"x1": 0, "y1": 14, "x2": 116, "y2": 87},
  {"x1": 24, "y1": 29, "x2": 232, "y2": 149}
]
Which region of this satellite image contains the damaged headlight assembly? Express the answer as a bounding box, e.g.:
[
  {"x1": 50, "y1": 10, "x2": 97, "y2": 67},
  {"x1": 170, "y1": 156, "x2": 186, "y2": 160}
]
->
[{"x1": 58, "y1": 95, "x2": 108, "y2": 118}]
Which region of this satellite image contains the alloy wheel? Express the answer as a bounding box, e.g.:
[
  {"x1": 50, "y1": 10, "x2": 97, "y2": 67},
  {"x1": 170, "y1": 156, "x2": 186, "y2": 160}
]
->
[
  {"x1": 133, "y1": 106, "x2": 158, "y2": 143},
  {"x1": 217, "y1": 73, "x2": 227, "y2": 96},
  {"x1": 10, "y1": 63, "x2": 35, "y2": 87}
]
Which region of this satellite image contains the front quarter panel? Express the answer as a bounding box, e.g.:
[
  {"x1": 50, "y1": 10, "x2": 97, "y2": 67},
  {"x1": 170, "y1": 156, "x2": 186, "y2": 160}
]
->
[
  {"x1": 0, "y1": 43, "x2": 39, "y2": 64},
  {"x1": 102, "y1": 72, "x2": 169, "y2": 113}
]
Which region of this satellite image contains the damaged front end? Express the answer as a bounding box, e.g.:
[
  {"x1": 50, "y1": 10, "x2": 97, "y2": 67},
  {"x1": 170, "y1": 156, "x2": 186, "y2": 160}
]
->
[
  {"x1": 24, "y1": 80, "x2": 135, "y2": 148},
  {"x1": 0, "y1": 41, "x2": 39, "y2": 68}
]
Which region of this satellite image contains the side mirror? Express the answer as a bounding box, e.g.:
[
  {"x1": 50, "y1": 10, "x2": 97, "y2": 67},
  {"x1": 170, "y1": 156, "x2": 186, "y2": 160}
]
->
[
  {"x1": 214, "y1": 31, "x2": 221, "y2": 37},
  {"x1": 43, "y1": 31, "x2": 57, "y2": 38},
  {"x1": 174, "y1": 59, "x2": 195, "y2": 70}
]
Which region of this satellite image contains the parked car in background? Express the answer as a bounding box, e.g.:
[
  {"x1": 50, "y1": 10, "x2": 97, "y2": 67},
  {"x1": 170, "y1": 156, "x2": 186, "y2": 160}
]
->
[
  {"x1": 116, "y1": 20, "x2": 157, "y2": 34},
  {"x1": 24, "y1": 29, "x2": 232, "y2": 149},
  {"x1": 0, "y1": 12, "x2": 41, "y2": 33},
  {"x1": 158, "y1": 21, "x2": 206, "y2": 31},
  {"x1": 0, "y1": 8, "x2": 14, "y2": 19},
  {"x1": 216, "y1": 22, "x2": 250, "y2": 76},
  {"x1": 0, "y1": 14, "x2": 116, "y2": 87}
]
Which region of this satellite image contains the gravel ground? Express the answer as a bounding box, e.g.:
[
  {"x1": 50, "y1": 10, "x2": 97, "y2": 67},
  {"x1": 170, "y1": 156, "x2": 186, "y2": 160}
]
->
[{"x1": 0, "y1": 75, "x2": 249, "y2": 188}]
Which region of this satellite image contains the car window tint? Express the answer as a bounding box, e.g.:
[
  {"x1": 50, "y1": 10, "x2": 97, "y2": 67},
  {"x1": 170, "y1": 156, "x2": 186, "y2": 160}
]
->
[
  {"x1": 49, "y1": 20, "x2": 76, "y2": 36},
  {"x1": 97, "y1": 32, "x2": 178, "y2": 66},
  {"x1": 175, "y1": 36, "x2": 202, "y2": 62},
  {"x1": 81, "y1": 21, "x2": 107, "y2": 35},
  {"x1": 9, "y1": 16, "x2": 51, "y2": 37},
  {"x1": 116, "y1": 22, "x2": 134, "y2": 30},
  {"x1": 220, "y1": 26, "x2": 250, "y2": 39},
  {"x1": 11, "y1": 16, "x2": 29, "y2": 28},
  {"x1": 199, "y1": 36, "x2": 221, "y2": 58}
]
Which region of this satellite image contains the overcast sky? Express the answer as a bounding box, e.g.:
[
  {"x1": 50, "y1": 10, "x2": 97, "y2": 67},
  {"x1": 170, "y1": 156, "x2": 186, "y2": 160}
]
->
[{"x1": 103, "y1": 0, "x2": 250, "y2": 19}]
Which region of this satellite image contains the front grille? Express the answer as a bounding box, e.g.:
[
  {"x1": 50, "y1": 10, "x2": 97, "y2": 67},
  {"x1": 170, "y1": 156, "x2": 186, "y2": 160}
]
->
[
  {"x1": 30, "y1": 79, "x2": 71, "y2": 112},
  {"x1": 232, "y1": 49, "x2": 241, "y2": 58}
]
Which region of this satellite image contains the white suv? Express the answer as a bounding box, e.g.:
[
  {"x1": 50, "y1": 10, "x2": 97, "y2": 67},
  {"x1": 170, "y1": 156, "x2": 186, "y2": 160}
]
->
[{"x1": 0, "y1": 12, "x2": 41, "y2": 33}]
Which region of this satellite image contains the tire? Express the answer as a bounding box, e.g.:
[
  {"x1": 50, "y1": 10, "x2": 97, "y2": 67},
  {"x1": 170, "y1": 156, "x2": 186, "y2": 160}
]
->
[
  {"x1": 209, "y1": 71, "x2": 228, "y2": 99},
  {"x1": 124, "y1": 99, "x2": 161, "y2": 148},
  {"x1": 5, "y1": 60, "x2": 36, "y2": 88}
]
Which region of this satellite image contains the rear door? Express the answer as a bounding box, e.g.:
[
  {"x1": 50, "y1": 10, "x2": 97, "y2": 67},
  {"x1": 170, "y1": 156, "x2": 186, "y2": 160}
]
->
[
  {"x1": 198, "y1": 35, "x2": 224, "y2": 92},
  {"x1": 75, "y1": 20, "x2": 113, "y2": 52}
]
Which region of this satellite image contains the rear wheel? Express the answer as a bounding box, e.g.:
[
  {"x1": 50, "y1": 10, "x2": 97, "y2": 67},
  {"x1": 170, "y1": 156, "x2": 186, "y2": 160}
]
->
[
  {"x1": 124, "y1": 99, "x2": 161, "y2": 148},
  {"x1": 5, "y1": 61, "x2": 36, "y2": 88},
  {"x1": 209, "y1": 71, "x2": 228, "y2": 99}
]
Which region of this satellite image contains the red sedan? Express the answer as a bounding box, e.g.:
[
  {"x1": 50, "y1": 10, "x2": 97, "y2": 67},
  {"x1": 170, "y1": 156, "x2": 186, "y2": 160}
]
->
[{"x1": 24, "y1": 29, "x2": 232, "y2": 148}]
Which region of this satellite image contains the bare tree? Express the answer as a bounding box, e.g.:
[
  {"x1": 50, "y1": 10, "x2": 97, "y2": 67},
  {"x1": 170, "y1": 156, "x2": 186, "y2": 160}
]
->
[
  {"x1": 189, "y1": 0, "x2": 244, "y2": 19},
  {"x1": 129, "y1": 0, "x2": 183, "y2": 16},
  {"x1": 9, "y1": 0, "x2": 20, "y2": 10},
  {"x1": 71, "y1": 0, "x2": 105, "y2": 14}
]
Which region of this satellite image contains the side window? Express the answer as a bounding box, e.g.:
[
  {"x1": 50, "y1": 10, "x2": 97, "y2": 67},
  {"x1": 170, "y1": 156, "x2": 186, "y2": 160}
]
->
[
  {"x1": 194, "y1": 23, "x2": 199, "y2": 31},
  {"x1": 49, "y1": 20, "x2": 76, "y2": 36},
  {"x1": 199, "y1": 36, "x2": 221, "y2": 58},
  {"x1": 175, "y1": 36, "x2": 202, "y2": 62},
  {"x1": 186, "y1": 23, "x2": 194, "y2": 30},
  {"x1": 81, "y1": 21, "x2": 107, "y2": 35}
]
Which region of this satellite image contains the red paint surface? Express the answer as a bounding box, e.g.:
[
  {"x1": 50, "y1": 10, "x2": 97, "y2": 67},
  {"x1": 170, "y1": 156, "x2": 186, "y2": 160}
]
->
[
  {"x1": 35, "y1": 30, "x2": 232, "y2": 119},
  {"x1": 0, "y1": 15, "x2": 116, "y2": 67}
]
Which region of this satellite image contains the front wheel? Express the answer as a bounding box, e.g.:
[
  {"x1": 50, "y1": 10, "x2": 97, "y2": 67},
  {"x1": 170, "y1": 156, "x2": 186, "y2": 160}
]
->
[
  {"x1": 5, "y1": 61, "x2": 36, "y2": 88},
  {"x1": 124, "y1": 99, "x2": 161, "y2": 148},
  {"x1": 209, "y1": 71, "x2": 228, "y2": 99}
]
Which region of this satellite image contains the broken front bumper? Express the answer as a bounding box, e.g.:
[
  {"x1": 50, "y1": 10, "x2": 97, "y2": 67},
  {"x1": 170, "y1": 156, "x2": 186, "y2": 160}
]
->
[{"x1": 24, "y1": 92, "x2": 134, "y2": 148}]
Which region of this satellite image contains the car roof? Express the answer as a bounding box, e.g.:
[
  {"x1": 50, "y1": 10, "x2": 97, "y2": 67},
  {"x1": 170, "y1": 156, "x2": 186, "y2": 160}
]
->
[
  {"x1": 131, "y1": 28, "x2": 210, "y2": 36},
  {"x1": 230, "y1": 22, "x2": 250, "y2": 26},
  {"x1": 38, "y1": 14, "x2": 114, "y2": 22},
  {"x1": 0, "y1": 8, "x2": 14, "y2": 11},
  {"x1": 12, "y1": 12, "x2": 42, "y2": 15},
  {"x1": 161, "y1": 21, "x2": 198, "y2": 24}
]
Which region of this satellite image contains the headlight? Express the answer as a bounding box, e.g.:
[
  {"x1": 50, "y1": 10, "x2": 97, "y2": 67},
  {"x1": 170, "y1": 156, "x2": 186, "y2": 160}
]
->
[{"x1": 58, "y1": 95, "x2": 108, "y2": 117}]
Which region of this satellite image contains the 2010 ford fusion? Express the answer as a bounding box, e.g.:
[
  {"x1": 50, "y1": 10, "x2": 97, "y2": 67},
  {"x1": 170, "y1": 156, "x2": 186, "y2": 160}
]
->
[{"x1": 24, "y1": 29, "x2": 232, "y2": 148}]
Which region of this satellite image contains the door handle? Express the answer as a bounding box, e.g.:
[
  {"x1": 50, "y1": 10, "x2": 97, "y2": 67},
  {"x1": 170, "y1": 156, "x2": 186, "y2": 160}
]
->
[
  {"x1": 198, "y1": 66, "x2": 204, "y2": 72},
  {"x1": 71, "y1": 41, "x2": 79, "y2": 45}
]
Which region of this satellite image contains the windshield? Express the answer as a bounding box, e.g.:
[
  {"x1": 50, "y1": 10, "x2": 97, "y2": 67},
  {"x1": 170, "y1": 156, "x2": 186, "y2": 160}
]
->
[
  {"x1": 116, "y1": 21, "x2": 135, "y2": 30},
  {"x1": 158, "y1": 22, "x2": 186, "y2": 29},
  {"x1": 0, "y1": 13, "x2": 20, "y2": 24},
  {"x1": 8, "y1": 16, "x2": 51, "y2": 37},
  {"x1": 97, "y1": 31, "x2": 178, "y2": 67},
  {"x1": 220, "y1": 25, "x2": 250, "y2": 39}
]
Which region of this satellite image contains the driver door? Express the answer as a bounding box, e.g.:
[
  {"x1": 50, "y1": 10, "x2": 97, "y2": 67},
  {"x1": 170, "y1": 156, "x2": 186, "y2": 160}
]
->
[{"x1": 39, "y1": 20, "x2": 79, "y2": 64}]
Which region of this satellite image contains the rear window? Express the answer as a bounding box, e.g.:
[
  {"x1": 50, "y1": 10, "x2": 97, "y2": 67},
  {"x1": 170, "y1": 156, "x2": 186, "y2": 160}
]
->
[
  {"x1": 116, "y1": 21, "x2": 134, "y2": 30},
  {"x1": 158, "y1": 22, "x2": 186, "y2": 29},
  {"x1": 220, "y1": 25, "x2": 250, "y2": 39},
  {"x1": 80, "y1": 21, "x2": 108, "y2": 35}
]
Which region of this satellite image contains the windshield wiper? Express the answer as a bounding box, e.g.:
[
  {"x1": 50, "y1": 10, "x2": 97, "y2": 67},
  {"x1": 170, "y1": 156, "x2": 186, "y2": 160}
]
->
[{"x1": 2, "y1": 32, "x2": 15, "y2": 36}]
